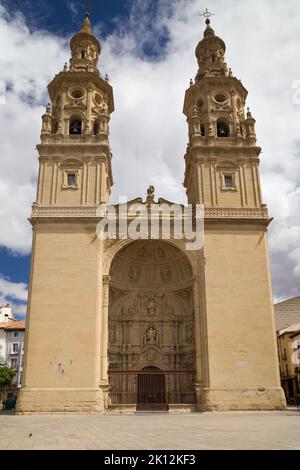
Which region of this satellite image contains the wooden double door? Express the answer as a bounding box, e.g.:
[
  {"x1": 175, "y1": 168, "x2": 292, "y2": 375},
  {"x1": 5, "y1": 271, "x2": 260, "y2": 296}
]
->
[{"x1": 137, "y1": 367, "x2": 168, "y2": 411}]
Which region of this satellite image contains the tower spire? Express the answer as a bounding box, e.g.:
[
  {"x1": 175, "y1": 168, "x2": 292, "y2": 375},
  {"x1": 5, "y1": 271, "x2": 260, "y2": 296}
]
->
[
  {"x1": 69, "y1": 12, "x2": 101, "y2": 73},
  {"x1": 203, "y1": 18, "x2": 215, "y2": 37},
  {"x1": 195, "y1": 18, "x2": 227, "y2": 81},
  {"x1": 81, "y1": 13, "x2": 92, "y2": 34}
]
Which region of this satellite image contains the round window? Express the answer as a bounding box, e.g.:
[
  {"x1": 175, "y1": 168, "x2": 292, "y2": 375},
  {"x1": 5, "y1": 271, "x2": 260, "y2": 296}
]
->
[
  {"x1": 71, "y1": 89, "x2": 84, "y2": 99},
  {"x1": 215, "y1": 94, "x2": 227, "y2": 103},
  {"x1": 94, "y1": 94, "x2": 102, "y2": 105}
]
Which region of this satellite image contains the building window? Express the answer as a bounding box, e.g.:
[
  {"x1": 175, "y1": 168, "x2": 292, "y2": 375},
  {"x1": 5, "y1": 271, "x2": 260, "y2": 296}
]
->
[
  {"x1": 67, "y1": 173, "x2": 76, "y2": 187},
  {"x1": 220, "y1": 171, "x2": 237, "y2": 192},
  {"x1": 13, "y1": 332, "x2": 19, "y2": 338},
  {"x1": 69, "y1": 119, "x2": 82, "y2": 135},
  {"x1": 217, "y1": 119, "x2": 230, "y2": 138},
  {"x1": 285, "y1": 364, "x2": 289, "y2": 377},
  {"x1": 224, "y1": 175, "x2": 234, "y2": 188},
  {"x1": 12, "y1": 343, "x2": 19, "y2": 353},
  {"x1": 81, "y1": 51, "x2": 85, "y2": 59},
  {"x1": 11, "y1": 358, "x2": 17, "y2": 369},
  {"x1": 62, "y1": 169, "x2": 80, "y2": 190}
]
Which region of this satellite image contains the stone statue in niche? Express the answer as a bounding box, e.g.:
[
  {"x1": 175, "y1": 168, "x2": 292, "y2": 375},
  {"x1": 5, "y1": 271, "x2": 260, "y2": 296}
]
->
[
  {"x1": 146, "y1": 297, "x2": 156, "y2": 316},
  {"x1": 144, "y1": 326, "x2": 158, "y2": 345}
]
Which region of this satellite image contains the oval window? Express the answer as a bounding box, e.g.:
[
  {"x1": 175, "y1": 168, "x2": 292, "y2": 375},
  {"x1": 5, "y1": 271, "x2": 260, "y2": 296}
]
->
[
  {"x1": 94, "y1": 94, "x2": 102, "y2": 105},
  {"x1": 71, "y1": 89, "x2": 84, "y2": 99},
  {"x1": 215, "y1": 94, "x2": 227, "y2": 103}
]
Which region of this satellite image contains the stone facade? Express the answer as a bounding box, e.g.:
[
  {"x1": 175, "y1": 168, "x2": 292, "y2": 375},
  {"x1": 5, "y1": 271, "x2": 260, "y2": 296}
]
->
[{"x1": 17, "y1": 15, "x2": 286, "y2": 413}]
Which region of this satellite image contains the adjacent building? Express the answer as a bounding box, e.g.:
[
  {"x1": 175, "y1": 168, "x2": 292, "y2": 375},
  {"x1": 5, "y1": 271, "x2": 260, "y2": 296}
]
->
[
  {"x1": 277, "y1": 324, "x2": 300, "y2": 402},
  {"x1": 275, "y1": 296, "x2": 300, "y2": 403},
  {"x1": 0, "y1": 305, "x2": 25, "y2": 399}
]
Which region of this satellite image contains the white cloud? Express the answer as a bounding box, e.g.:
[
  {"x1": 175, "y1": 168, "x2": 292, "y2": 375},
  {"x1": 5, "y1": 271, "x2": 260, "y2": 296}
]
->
[
  {"x1": 0, "y1": 5, "x2": 69, "y2": 253},
  {"x1": 66, "y1": 1, "x2": 79, "y2": 18},
  {"x1": 0, "y1": 276, "x2": 28, "y2": 318},
  {"x1": 0, "y1": 0, "x2": 299, "y2": 301}
]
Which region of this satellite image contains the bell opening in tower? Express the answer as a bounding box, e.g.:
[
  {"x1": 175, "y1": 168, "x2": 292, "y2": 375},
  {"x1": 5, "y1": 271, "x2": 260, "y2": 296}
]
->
[
  {"x1": 69, "y1": 118, "x2": 82, "y2": 135},
  {"x1": 217, "y1": 119, "x2": 230, "y2": 138}
]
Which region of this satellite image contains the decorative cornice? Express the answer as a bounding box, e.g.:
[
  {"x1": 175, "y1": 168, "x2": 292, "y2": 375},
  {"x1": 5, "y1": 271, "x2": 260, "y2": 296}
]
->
[
  {"x1": 32, "y1": 204, "x2": 98, "y2": 217},
  {"x1": 204, "y1": 206, "x2": 269, "y2": 219},
  {"x1": 31, "y1": 204, "x2": 269, "y2": 221}
]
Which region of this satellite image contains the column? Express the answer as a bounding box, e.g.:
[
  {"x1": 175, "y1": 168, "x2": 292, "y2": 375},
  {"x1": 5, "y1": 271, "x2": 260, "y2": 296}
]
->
[
  {"x1": 198, "y1": 159, "x2": 205, "y2": 205},
  {"x1": 238, "y1": 159, "x2": 246, "y2": 207},
  {"x1": 254, "y1": 160, "x2": 263, "y2": 206},
  {"x1": 193, "y1": 251, "x2": 210, "y2": 412},
  {"x1": 81, "y1": 159, "x2": 91, "y2": 205},
  {"x1": 95, "y1": 158, "x2": 101, "y2": 205},
  {"x1": 37, "y1": 159, "x2": 46, "y2": 204},
  {"x1": 251, "y1": 158, "x2": 259, "y2": 207},
  {"x1": 208, "y1": 158, "x2": 217, "y2": 206},
  {"x1": 50, "y1": 159, "x2": 59, "y2": 204},
  {"x1": 99, "y1": 275, "x2": 110, "y2": 409},
  {"x1": 100, "y1": 162, "x2": 107, "y2": 203}
]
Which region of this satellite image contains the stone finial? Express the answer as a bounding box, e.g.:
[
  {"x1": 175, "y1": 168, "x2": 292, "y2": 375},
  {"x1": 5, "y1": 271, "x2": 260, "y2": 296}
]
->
[
  {"x1": 81, "y1": 13, "x2": 92, "y2": 34},
  {"x1": 105, "y1": 74, "x2": 109, "y2": 82},
  {"x1": 63, "y1": 62, "x2": 68, "y2": 71},
  {"x1": 204, "y1": 18, "x2": 215, "y2": 38}
]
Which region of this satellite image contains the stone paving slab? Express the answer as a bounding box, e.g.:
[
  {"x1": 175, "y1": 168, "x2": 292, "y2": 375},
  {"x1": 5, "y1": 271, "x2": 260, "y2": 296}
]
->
[{"x1": 0, "y1": 410, "x2": 300, "y2": 450}]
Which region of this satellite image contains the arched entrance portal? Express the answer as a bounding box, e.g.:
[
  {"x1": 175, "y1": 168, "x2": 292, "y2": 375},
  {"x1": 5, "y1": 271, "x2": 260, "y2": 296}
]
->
[{"x1": 108, "y1": 240, "x2": 196, "y2": 411}]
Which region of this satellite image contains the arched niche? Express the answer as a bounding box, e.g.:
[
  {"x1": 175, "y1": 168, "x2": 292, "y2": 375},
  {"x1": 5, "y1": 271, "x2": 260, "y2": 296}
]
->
[{"x1": 107, "y1": 240, "x2": 196, "y2": 409}]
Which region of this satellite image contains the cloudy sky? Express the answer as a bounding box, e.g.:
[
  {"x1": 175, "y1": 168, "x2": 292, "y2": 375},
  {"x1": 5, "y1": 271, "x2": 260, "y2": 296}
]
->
[{"x1": 0, "y1": 0, "x2": 299, "y2": 318}]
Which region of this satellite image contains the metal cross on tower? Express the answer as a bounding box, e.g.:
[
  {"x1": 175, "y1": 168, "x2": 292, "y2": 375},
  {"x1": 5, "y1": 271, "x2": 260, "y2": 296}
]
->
[{"x1": 200, "y1": 8, "x2": 215, "y2": 23}]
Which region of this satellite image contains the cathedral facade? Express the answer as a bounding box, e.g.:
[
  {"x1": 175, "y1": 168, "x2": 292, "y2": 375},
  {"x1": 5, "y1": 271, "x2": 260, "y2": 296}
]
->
[{"x1": 17, "y1": 15, "x2": 286, "y2": 413}]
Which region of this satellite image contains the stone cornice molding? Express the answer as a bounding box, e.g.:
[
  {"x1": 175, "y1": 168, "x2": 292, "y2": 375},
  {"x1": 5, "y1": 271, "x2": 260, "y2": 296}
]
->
[{"x1": 31, "y1": 204, "x2": 270, "y2": 223}]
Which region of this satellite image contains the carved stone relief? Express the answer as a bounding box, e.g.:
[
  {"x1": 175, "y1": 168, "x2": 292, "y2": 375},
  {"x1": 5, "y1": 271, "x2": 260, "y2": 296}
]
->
[{"x1": 108, "y1": 241, "x2": 195, "y2": 390}]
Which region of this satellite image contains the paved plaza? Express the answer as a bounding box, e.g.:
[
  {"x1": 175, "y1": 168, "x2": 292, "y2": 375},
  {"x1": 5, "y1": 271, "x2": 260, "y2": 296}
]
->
[{"x1": 0, "y1": 410, "x2": 299, "y2": 450}]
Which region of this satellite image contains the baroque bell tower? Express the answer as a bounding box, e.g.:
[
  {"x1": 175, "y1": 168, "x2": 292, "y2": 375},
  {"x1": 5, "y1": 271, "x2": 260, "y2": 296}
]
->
[
  {"x1": 38, "y1": 13, "x2": 114, "y2": 207},
  {"x1": 182, "y1": 18, "x2": 286, "y2": 411},
  {"x1": 184, "y1": 18, "x2": 260, "y2": 209},
  {"x1": 18, "y1": 14, "x2": 114, "y2": 413}
]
